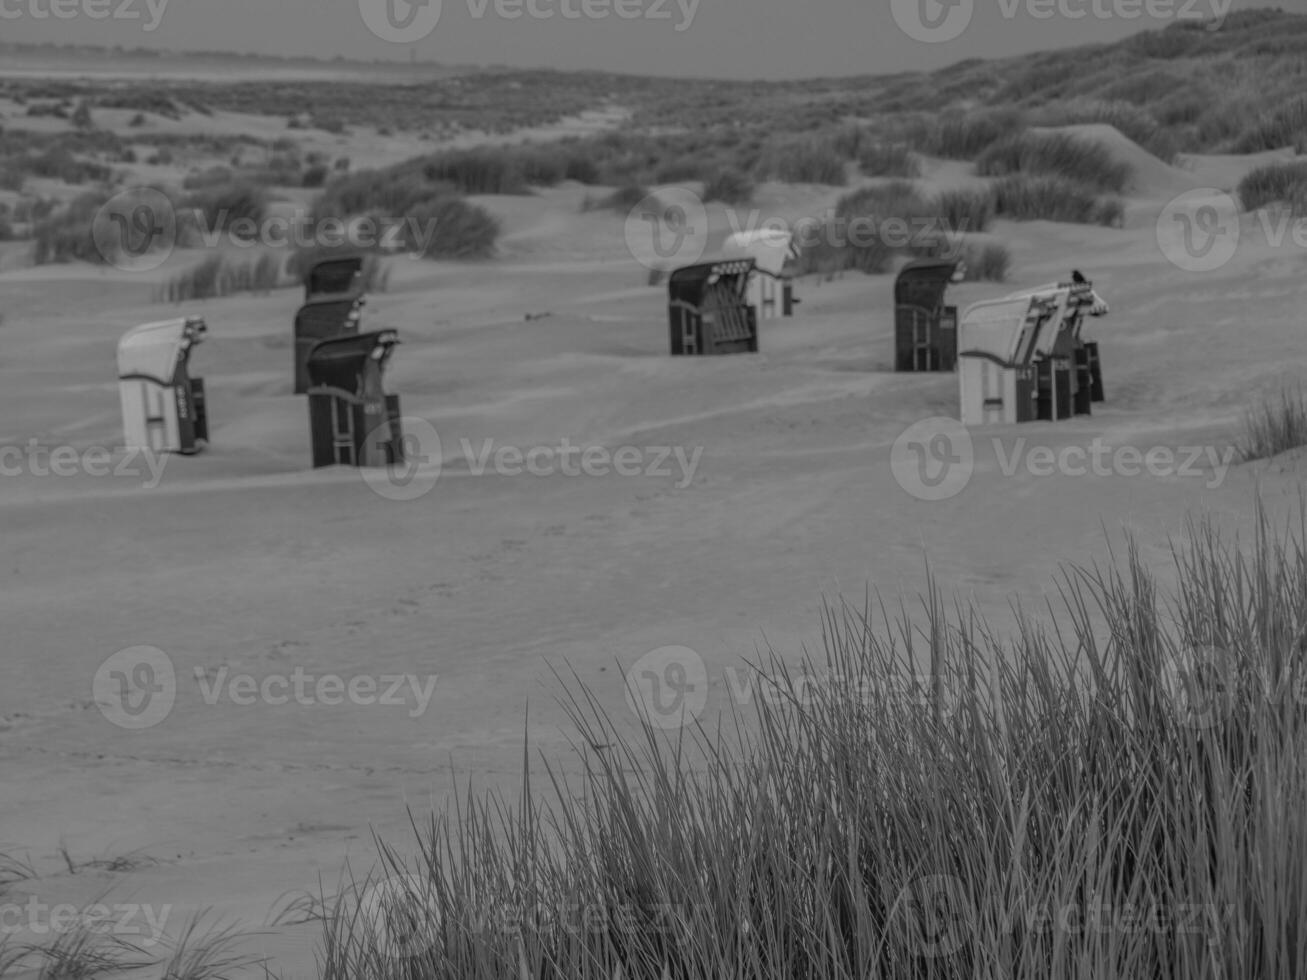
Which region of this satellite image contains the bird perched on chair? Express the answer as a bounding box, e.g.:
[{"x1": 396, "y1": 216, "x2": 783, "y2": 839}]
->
[{"x1": 1071, "y1": 270, "x2": 1087, "y2": 284}]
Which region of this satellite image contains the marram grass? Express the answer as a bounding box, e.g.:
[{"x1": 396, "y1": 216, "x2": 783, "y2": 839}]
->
[{"x1": 304, "y1": 501, "x2": 1307, "y2": 979}]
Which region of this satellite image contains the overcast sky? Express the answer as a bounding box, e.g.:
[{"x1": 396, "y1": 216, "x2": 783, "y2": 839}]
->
[{"x1": 0, "y1": 0, "x2": 1295, "y2": 78}]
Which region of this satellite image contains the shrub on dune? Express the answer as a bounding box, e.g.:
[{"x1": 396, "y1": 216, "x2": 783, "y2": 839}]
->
[
  {"x1": 976, "y1": 131, "x2": 1132, "y2": 194},
  {"x1": 828, "y1": 180, "x2": 932, "y2": 273},
  {"x1": 957, "y1": 240, "x2": 1011, "y2": 282},
  {"x1": 158, "y1": 252, "x2": 284, "y2": 303},
  {"x1": 793, "y1": 182, "x2": 1007, "y2": 276},
  {"x1": 182, "y1": 166, "x2": 236, "y2": 192},
  {"x1": 1231, "y1": 97, "x2": 1307, "y2": 154},
  {"x1": 754, "y1": 137, "x2": 848, "y2": 186},
  {"x1": 701, "y1": 169, "x2": 755, "y2": 205},
  {"x1": 413, "y1": 148, "x2": 530, "y2": 196},
  {"x1": 1155, "y1": 88, "x2": 1212, "y2": 128},
  {"x1": 991, "y1": 175, "x2": 1124, "y2": 227},
  {"x1": 19, "y1": 145, "x2": 112, "y2": 185},
  {"x1": 30, "y1": 189, "x2": 113, "y2": 265},
  {"x1": 309, "y1": 168, "x2": 500, "y2": 259},
  {"x1": 396, "y1": 143, "x2": 604, "y2": 197},
  {"x1": 933, "y1": 188, "x2": 995, "y2": 235},
  {"x1": 912, "y1": 106, "x2": 1026, "y2": 161},
  {"x1": 582, "y1": 184, "x2": 651, "y2": 213},
  {"x1": 313, "y1": 171, "x2": 450, "y2": 222},
  {"x1": 1033, "y1": 100, "x2": 1180, "y2": 163},
  {"x1": 1095, "y1": 69, "x2": 1189, "y2": 107},
  {"x1": 1238, "y1": 387, "x2": 1307, "y2": 461},
  {"x1": 856, "y1": 141, "x2": 920, "y2": 178},
  {"x1": 1237, "y1": 161, "x2": 1307, "y2": 214},
  {"x1": 652, "y1": 159, "x2": 706, "y2": 185},
  {"x1": 302, "y1": 164, "x2": 330, "y2": 189},
  {"x1": 403, "y1": 197, "x2": 500, "y2": 258},
  {"x1": 557, "y1": 149, "x2": 602, "y2": 186},
  {"x1": 178, "y1": 181, "x2": 270, "y2": 241}
]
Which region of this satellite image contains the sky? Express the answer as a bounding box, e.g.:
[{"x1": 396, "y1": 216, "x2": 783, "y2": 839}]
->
[{"x1": 0, "y1": 0, "x2": 1298, "y2": 79}]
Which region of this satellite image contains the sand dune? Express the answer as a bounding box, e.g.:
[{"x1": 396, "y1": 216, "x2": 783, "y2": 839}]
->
[
  {"x1": 3, "y1": 95, "x2": 1307, "y2": 980},
  {"x1": 1033, "y1": 123, "x2": 1202, "y2": 198}
]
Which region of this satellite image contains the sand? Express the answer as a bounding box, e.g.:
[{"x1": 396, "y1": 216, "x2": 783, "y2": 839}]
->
[{"x1": 1, "y1": 116, "x2": 1304, "y2": 976}]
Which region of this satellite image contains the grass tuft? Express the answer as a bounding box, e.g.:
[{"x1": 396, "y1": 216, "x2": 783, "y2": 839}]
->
[
  {"x1": 701, "y1": 169, "x2": 755, "y2": 205},
  {"x1": 991, "y1": 174, "x2": 1125, "y2": 226},
  {"x1": 755, "y1": 138, "x2": 848, "y2": 186},
  {"x1": 1237, "y1": 161, "x2": 1307, "y2": 214},
  {"x1": 933, "y1": 188, "x2": 995, "y2": 235},
  {"x1": 856, "y1": 142, "x2": 920, "y2": 178},
  {"x1": 957, "y1": 240, "x2": 1011, "y2": 282},
  {"x1": 158, "y1": 911, "x2": 263, "y2": 980},
  {"x1": 17, "y1": 916, "x2": 153, "y2": 980},
  {"x1": 976, "y1": 131, "x2": 1133, "y2": 194},
  {"x1": 582, "y1": 184, "x2": 652, "y2": 213},
  {"x1": 158, "y1": 253, "x2": 284, "y2": 304},
  {"x1": 1238, "y1": 387, "x2": 1307, "y2": 462}
]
